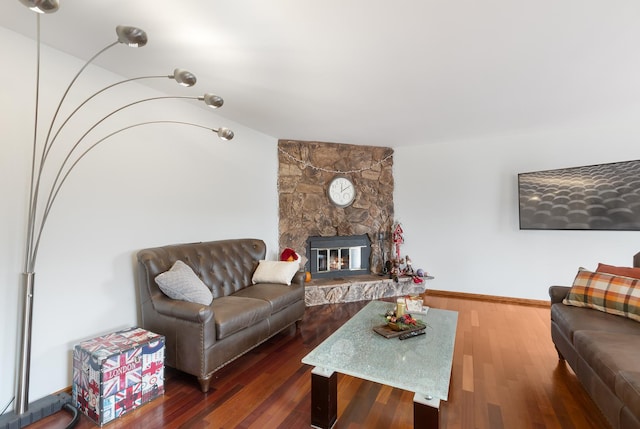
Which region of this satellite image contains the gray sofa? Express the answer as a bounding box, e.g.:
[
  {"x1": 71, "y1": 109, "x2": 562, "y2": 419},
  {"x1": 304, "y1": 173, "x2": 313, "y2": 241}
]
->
[
  {"x1": 549, "y1": 252, "x2": 640, "y2": 429},
  {"x1": 136, "y1": 238, "x2": 305, "y2": 392}
]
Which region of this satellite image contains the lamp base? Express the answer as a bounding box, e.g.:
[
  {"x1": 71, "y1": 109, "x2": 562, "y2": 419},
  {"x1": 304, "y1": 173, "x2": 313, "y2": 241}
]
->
[{"x1": 0, "y1": 392, "x2": 72, "y2": 429}]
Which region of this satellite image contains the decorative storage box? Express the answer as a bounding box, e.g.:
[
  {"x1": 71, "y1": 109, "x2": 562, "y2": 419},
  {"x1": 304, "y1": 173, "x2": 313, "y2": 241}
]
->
[
  {"x1": 72, "y1": 327, "x2": 165, "y2": 426},
  {"x1": 404, "y1": 295, "x2": 425, "y2": 313}
]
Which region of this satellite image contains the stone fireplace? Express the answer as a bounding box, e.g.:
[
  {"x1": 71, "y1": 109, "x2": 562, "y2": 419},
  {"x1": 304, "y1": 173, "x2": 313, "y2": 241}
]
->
[
  {"x1": 307, "y1": 234, "x2": 371, "y2": 279},
  {"x1": 278, "y1": 140, "x2": 394, "y2": 275},
  {"x1": 277, "y1": 140, "x2": 425, "y2": 306}
]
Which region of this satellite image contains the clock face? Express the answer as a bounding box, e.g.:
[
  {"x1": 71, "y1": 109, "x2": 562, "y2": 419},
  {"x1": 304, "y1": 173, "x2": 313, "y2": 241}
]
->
[{"x1": 328, "y1": 176, "x2": 356, "y2": 207}]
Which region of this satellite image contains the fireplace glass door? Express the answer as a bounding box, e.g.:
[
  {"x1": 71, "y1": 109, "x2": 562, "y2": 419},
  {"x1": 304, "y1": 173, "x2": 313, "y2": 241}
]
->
[
  {"x1": 318, "y1": 247, "x2": 357, "y2": 273},
  {"x1": 307, "y1": 235, "x2": 371, "y2": 279}
]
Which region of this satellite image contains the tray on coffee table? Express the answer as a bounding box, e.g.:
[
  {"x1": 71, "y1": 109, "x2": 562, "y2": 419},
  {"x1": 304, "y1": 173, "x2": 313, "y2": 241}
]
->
[{"x1": 373, "y1": 322, "x2": 426, "y2": 338}]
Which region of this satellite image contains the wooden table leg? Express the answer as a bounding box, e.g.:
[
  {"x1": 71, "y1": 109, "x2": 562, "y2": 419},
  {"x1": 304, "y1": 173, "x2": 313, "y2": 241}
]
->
[
  {"x1": 413, "y1": 393, "x2": 440, "y2": 429},
  {"x1": 311, "y1": 367, "x2": 337, "y2": 429}
]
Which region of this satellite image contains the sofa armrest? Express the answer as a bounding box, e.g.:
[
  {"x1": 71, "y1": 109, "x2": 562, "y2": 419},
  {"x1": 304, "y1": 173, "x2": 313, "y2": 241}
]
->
[
  {"x1": 153, "y1": 295, "x2": 214, "y2": 324},
  {"x1": 549, "y1": 285, "x2": 571, "y2": 304},
  {"x1": 292, "y1": 270, "x2": 305, "y2": 287}
]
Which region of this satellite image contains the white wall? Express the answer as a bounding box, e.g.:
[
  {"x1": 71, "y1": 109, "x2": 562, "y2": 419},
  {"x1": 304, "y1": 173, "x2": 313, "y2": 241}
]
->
[
  {"x1": 395, "y1": 116, "x2": 640, "y2": 301},
  {"x1": 0, "y1": 27, "x2": 279, "y2": 406}
]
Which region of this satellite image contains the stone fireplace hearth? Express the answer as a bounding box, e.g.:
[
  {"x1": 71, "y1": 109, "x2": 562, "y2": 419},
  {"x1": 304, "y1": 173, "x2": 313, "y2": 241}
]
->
[{"x1": 304, "y1": 274, "x2": 427, "y2": 306}]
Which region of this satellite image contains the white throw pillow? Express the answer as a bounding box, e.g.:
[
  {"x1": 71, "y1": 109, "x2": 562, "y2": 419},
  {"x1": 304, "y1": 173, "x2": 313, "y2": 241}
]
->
[
  {"x1": 252, "y1": 260, "x2": 299, "y2": 286},
  {"x1": 155, "y1": 260, "x2": 213, "y2": 305}
]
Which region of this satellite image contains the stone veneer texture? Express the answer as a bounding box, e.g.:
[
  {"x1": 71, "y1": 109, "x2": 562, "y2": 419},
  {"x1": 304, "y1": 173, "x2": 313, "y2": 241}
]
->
[
  {"x1": 278, "y1": 139, "x2": 395, "y2": 274},
  {"x1": 304, "y1": 276, "x2": 427, "y2": 306}
]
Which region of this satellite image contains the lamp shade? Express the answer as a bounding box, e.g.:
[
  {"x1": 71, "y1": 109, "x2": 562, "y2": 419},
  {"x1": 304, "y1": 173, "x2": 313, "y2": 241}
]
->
[
  {"x1": 173, "y1": 69, "x2": 197, "y2": 87},
  {"x1": 19, "y1": 0, "x2": 59, "y2": 13},
  {"x1": 217, "y1": 128, "x2": 234, "y2": 141},
  {"x1": 116, "y1": 26, "x2": 148, "y2": 47},
  {"x1": 203, "y1": 93, "x2": 224, "y2": 108}
]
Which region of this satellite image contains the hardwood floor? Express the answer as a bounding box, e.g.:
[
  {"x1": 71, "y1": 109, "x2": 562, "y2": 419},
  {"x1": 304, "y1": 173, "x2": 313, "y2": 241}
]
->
[{"x1": 25, "y1": 295, "x2": 611, "y2": 429}]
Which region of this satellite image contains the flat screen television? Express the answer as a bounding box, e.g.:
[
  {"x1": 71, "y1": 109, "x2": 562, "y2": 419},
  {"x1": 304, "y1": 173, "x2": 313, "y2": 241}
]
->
[{"x1": 518, "y1": 159, "x2": 640, "y2": 230}]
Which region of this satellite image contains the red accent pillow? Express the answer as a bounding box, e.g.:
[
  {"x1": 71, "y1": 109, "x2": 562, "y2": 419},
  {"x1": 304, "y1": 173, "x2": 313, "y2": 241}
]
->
[
  {"x1": 280, "y1": 248, "x2": 298, "y2": 261},
  {"x1": 596, "y1": 263, "x2": 640, "y2": 280}
]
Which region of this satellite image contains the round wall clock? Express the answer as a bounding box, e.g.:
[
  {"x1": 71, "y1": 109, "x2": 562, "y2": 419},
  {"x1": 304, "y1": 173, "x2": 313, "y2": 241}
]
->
[{"x1": 327, "y1": 176, "x2": 356, "y2": 208}]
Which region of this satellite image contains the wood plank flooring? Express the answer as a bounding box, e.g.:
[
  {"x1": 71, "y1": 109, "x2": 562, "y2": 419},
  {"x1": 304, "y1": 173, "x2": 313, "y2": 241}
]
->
[{"x1": 24, "y1": 294, "x2": 611, "y2": 429}]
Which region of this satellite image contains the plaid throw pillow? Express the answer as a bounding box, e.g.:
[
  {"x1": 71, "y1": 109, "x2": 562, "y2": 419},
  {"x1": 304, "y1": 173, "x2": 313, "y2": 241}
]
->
[{"x1": 563, "y1": 268, "x2": 640, "y2": 322}]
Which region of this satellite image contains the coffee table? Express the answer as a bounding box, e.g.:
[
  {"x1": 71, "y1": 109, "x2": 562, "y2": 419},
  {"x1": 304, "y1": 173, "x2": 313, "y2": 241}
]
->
[{"x1": 301, "y1": 300, "x2": 458, "y2": 428}]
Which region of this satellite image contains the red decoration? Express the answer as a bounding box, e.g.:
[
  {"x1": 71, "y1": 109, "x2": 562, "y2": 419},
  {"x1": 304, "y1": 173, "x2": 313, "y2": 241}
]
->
[
  {"x1": 280, "y1": 248, "x2": 298, "y2": 261},
  {"x1": 392, "y1": 224, "x2": 404, "y2": 260}
]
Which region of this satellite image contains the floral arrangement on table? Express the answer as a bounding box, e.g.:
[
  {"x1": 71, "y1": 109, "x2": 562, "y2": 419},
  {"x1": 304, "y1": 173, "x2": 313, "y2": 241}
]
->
[{"x1": 384, "y1": 309, "x2": 425, "y2": 331}]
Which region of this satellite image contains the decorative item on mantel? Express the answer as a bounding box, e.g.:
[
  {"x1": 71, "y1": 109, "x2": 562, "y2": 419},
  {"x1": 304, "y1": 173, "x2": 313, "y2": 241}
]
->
[
  {"x1": 4, "y1": 1, "x2": 234, "y2": 427},
  {"x1": 389, "y1": 222, "x2": 405, "y2": 282},
  {"x1": 387, "y1": 221, "x2": 432, "y2": 284},
  {"x1": 392, "y1": 222, "x2": 404, "y2": 260}
]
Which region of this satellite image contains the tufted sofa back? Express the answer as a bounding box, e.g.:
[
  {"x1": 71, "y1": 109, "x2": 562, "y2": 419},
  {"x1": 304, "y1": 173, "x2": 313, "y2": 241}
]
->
[{"x1": 137, "y1": 239, "x2": 266, "y2": 301}]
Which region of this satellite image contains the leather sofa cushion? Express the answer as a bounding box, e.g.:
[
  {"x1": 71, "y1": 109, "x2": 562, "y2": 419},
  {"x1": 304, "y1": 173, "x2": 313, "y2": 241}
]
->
[
  {"x1": 232, "y1": 283, "x2": 303, "y2": 314},
  {"x1": 616, "y1": 371, "x2": 640, "y2": 422},
  {"x1": 212, "y1": 296, "x2": 271, "y2": 340},
  {"x1": 574, "y1": 330, "x2": 640, "y2": 393},
  {"x1": 138, "y1": 239, "x2": 266, "y2": 300},
  {"x1": 551, "y1": 303, "x2": 640, "y2": 343}
]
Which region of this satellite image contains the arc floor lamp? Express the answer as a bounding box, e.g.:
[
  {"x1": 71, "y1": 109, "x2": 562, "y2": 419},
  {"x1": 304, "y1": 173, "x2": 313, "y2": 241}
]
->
[{"x1": 1, "y1": 1, "x2": 234, "y2": 427}]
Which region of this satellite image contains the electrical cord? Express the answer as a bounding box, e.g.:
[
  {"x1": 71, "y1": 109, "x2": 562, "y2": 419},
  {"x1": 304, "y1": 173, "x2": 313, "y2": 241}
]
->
[
  {"x1": 62, "y1": 403, "x2": 80, "y2": 428},
  {"x1": 0, "y1": 397, "x2": 15, "y2": 416},
  {"x1": 0, "y1": 395, "x2": 78, "y2": 427}
]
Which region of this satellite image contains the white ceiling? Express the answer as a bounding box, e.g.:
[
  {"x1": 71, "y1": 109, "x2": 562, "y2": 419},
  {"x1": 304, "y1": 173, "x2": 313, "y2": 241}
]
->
[{"x1": 2, "y1": 0, "x2": 640, "y2": 147}]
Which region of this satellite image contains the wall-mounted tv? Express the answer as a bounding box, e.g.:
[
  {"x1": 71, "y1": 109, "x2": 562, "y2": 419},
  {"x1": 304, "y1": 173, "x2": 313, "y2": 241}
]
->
[{"x1": 518, "y1": 159, "x2": 640, "y2": 231}]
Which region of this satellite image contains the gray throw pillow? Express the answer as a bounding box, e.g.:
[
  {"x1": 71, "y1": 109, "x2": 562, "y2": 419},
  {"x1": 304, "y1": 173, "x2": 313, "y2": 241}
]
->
[{"x1": 155, "y1": 260, "x2": 213, "y2": 305}]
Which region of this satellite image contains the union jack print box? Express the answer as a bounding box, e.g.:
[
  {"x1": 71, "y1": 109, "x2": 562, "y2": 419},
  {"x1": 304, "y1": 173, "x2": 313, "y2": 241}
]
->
[{"x1": 72, "y1": 327, "x2": 165, "y2": 426}]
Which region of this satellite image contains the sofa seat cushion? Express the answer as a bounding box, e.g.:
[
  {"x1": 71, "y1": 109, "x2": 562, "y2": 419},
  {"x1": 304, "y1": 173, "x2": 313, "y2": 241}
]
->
[
  {"x1": 211, "y1": 296, "x2": 272, "y2": 340},
  {"x1": 574, "y1": 330, "x2": 640, "y2": 393},
  {"x1": 616, "y1": 371, "x2": 640, "y2": 422},
  {"x1": 232, "y1": 283, "x2": 303, "y2": 314},
  {"x1": 551, "y1": 303, "x2": 640, "y2": 343}
]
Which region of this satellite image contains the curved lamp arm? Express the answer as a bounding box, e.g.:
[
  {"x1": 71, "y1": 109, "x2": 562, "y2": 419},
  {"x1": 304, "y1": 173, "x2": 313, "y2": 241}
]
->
[
  {"x1": 44, "y1": 69, "x2": 199, "y2": 162},
  {"x1": 28, "y1": 121, "x2": 233, "y2": 269},
  {"x1": 36, "y1": 94, "x2": 226, "y2": 252},
  {"x1": 25, "y1": 25, "x2": 149, "y2": 274},
  {"x1": 42, "y1": 26, "x2": 148, "y2": 164}
]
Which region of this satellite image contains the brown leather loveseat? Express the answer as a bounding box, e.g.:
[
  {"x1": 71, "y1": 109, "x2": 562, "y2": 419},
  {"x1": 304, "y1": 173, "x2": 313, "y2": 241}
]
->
[
  {"x1": 136, "y1": 238, "x2": 305, "y2": 392},
  {"x1": 549, "y1": 252, "x2": 640, "y2": 429}
]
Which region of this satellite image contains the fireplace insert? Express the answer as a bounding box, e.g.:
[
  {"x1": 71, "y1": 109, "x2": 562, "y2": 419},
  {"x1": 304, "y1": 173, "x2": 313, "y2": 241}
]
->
[{"x1": 307, "y1": 235, "x2": 371, "y2": 279}]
